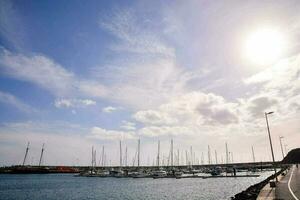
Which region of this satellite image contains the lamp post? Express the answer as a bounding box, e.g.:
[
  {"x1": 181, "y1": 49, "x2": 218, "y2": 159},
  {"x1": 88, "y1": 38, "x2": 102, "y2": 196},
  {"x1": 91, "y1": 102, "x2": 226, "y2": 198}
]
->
[
  {"x1": 284, "y1": 144, "x2": 288, "y2": 155},
  {"x1": 279, "y1": 136, "x2": 285, "y2": 159},
  {"x1": 265, "y1": 111, "x2": 278, "y2": 182}
]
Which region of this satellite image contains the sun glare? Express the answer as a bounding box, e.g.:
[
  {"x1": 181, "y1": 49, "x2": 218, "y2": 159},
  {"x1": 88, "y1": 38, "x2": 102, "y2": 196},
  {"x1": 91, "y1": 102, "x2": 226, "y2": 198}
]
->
[{"x1": 244, "y1": 28, "x2": 286, "y2": 66}]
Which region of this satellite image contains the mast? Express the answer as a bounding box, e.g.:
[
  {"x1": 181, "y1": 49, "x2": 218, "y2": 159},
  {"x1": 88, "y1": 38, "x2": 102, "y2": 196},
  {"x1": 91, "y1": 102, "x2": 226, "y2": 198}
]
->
[
  {"x1": 94, "y1": 150, "x2": 97, "y2": 167},
  {"x1": 190, "y1": 146, "x2": 193, "y2": 166},
  {"x1": 185, "y1": 150, "x2": 188, "y2": 166},
  {"x1": 215, "y1": 150, "x2": 217, "y2": 164},
  {"x1": 38, "y1": 143, "x2": 45, "y2": 166},
  {"x1": 125, "y1": 146, "x2": 128, "y2": 166},
  {"x1": 119, "y1": 140, "x2": 122, "y2": 167},
  {"x1": 91, "y1": 146, "x2": 94, "y2": 168},
  {"x1": 138, "y1": 139, "x2": 140, "y2": 167},
  {"x1": 147, "y1": 156, "x2": 149, "y2": 166},
  {"x1": 181, "y1": 150, "x2": 184, "y2": 166},
  {"x1": 231, "y1": 152, "x2": 234, "y2": 163},
  {"x1": 177, "y1": 149, "x2": 180, "y2": 166},
  {"x1": 225, "y1": 142, "x2": 229, "y2": 164},
  {"x1": 22, "y1": 142, "x2": 30, "y2": 166},
  {"x1": 157, "y1": 140, "x2": 160, "y2": 168},
  {"x1": 193, "y1": 152, "x2": 196, "y2": 166},
  {"x1": 171, "y1": 139, "x2": 173, "y2": 168},
  {"x1": 208, "y1": 145, "x2": 211, "y2": 164},
  {"x1": 101, "y1": 146, "x2": 105, "y2": 166},
  {"x1": 252, "y1": 146, "x2": 255, "y2": 163}
]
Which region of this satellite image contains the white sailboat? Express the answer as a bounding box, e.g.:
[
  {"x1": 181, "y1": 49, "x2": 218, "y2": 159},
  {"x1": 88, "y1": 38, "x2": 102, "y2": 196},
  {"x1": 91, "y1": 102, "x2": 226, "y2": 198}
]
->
[{"x1": 152, "y1": 140, "x2": 167, "y2": 178}]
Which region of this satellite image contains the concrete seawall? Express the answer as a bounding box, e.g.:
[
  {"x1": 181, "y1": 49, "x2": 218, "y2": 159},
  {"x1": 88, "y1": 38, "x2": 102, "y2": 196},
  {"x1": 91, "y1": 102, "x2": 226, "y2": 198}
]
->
[{"x1": 231, "y1": 167, "x2": 288, "y2": 200}]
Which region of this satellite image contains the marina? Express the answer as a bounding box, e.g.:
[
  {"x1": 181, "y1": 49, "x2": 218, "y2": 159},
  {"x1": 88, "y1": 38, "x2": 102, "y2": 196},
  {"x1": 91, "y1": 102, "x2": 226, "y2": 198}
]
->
[
  {"x1": 0, "y1": 171, "x2": 274, "y2": 200},
  {"x1": 1, "y1": 1, "x2": 299, "y2": 199}
]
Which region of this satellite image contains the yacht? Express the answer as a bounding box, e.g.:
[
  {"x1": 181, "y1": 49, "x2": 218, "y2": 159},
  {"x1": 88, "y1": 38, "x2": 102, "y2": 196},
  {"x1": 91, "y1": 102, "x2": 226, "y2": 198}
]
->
[
  {"x1": 131, "y1": 170, "x2": 149, "y2": 178},
  {"x1": 152, "y1": 170, "x2": 167, "y2": 178}
]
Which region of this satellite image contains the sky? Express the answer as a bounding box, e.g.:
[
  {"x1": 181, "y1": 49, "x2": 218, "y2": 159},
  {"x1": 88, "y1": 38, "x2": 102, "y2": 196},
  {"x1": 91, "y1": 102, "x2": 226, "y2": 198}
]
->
[{"x1": 0, "y1": 0, "x2": 299, "y2": 166}]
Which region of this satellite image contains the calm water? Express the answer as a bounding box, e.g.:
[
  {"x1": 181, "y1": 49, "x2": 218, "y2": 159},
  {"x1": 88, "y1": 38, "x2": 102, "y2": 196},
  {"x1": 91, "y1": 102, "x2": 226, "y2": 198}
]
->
[{"x1": 0, "y1": 172, "x2": 272, "y2": 200}]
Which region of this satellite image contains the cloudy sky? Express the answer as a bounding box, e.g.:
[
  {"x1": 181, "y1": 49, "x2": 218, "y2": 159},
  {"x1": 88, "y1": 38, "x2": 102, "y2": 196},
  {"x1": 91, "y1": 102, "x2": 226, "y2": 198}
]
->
[{"x1": 0, "y1": 0, "x2": 299, "y2": 166}]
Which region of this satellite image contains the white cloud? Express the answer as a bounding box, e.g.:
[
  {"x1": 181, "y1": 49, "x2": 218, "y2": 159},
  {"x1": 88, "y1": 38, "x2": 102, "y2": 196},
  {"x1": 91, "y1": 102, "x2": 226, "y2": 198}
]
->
[
  {"x1": 0, "y1": 121, "x2": 139, "y2": 166},
  {"x1": 243, "y1": 95, "x2": 279, "y2": 118},
  {"x1": 77, "y1": 80, "x2": 109, "y2": 98},
  {"x1": 0, "y1": 49, "x2": 109, "y2": 100},
  {"x1": 89, "y1": 126, "x2": 136, "y2": 140},
  {"x1": 0, "y1": 49, "x2": 75, "y2": 96},
  {"x1": 134, "y1": 110, "x2": 177, "y2": 126},
  {"x1": 102, "y1": 106, "x2": 118, "y2": 113},
  {"x1": 94, "y1": 8, "x2": 195, "y2": 109},
  {"x1": 244, "y1": 57, "x2": 299, "y2": 87},
  {"x1": 132, "y1": 91, "x2": 241, "y2": 140},
  {"x1": 0, "y1": 90, "x2": 35, "y2": 113},
  {"x1": 138, "y1": 125, "x2": 195, "y2": 138},
  {"x1": 0, "y1": 121, "x2": 91, "y2": 166},
  {"x1": 54, "y1": 98, "x2": 96, "y2": 108},
  {"x1": 159, "y1": 91, "x2": 239, "y2": 126},
  {"x1": 243, "y1": 53, "x2": 300, "y2": 119},
  {"x1": 0, "y1": 1, "x2": 25, "y2": 50},
  {"x1": 120, "y1": 120, "x2": 136, "y2": 130},
  {"x1": 100, "y1": 8, "x2": 174, "y2": 57}
]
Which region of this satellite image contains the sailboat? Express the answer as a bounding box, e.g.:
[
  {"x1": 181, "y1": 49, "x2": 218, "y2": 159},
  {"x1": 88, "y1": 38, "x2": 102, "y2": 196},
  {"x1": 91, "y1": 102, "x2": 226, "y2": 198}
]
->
[
  {"x1": 112, "y1": 141, "x2": 125, "y2": 177},
  {"x1": 11, "y1": 142, "x2": 50, "y2": 174},
  {"x1": 131, "y1": 139, "x2": 150, "y2": 178},
  {"x1": 152, "y1": 140, "x2": 167, "y2": 178}
]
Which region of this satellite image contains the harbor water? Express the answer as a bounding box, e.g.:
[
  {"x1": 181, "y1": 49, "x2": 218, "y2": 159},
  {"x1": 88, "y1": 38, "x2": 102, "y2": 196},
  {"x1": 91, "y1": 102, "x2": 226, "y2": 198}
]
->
[{"x1": 0, "y1": 172, "x2": 272, "y2": 200}]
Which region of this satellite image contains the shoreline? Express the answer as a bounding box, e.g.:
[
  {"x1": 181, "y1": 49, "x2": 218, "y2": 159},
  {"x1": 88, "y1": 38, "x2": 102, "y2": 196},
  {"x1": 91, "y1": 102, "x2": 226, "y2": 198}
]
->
[{"x1": 231, "y1": 167, "x2": 288, "y2": 200}]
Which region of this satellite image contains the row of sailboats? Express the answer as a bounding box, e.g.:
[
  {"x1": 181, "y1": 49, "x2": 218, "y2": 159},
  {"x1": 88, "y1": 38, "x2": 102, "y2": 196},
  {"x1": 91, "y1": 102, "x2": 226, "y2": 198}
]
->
[{"x1": 78, "y1": 139, "x2": 261, "y2": 178}]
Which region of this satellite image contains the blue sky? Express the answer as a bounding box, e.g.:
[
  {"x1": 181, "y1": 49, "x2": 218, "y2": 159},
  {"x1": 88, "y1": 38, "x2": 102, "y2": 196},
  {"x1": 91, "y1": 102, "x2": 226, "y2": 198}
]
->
[{"x1": 0, "y1": 0, "x2": 300, "y2": 166}]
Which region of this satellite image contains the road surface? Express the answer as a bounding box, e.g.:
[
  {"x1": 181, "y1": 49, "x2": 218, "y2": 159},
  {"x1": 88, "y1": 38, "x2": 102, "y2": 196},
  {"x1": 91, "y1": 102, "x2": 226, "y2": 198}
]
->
[{"x1": 276, "y1": 165, "x2": 300, "y2": 200}]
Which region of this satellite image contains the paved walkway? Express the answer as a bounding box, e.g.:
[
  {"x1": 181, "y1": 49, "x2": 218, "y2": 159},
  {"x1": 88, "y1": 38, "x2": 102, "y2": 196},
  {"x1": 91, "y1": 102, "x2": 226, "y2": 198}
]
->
[{"x1": 276, "y1": 165, "x2": 300, "y2": 200}]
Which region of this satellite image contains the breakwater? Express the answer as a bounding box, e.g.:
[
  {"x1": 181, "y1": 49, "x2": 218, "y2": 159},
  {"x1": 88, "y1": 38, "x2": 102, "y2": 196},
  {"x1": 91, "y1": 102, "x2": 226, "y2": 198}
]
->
[{"x1": 231, "y1": 167, "x2": 288, "y2": 200}]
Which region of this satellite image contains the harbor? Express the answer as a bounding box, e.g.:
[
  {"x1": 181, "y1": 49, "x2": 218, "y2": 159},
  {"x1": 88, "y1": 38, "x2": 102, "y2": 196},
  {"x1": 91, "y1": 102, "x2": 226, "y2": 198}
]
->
[
  {"x1": 0, "y1": 139, "x2": 282, "y2": 179},
  {"x1": 0, "y1": 170, "x2": 276, "y2": 200},
  {"x1": 1, "y1": 0, "x2": 300, "y2": 199}
]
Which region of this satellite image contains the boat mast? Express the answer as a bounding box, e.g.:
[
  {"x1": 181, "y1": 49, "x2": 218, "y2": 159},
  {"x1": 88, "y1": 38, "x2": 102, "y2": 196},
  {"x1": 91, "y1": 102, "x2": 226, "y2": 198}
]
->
[
  {"x1": 22, "y1": 142, "x2": 30, "y2": 166},
  {"x1": 252, "y1": 146, "x2": 255, "y2": 163},
  {"x1": 185, "y1": 150, "x2": 188, "y2": 166},
  {"x1": 157, "y1": 140, "x2": 160, "y2": 168},
  {"x1": 177, "y1": 149, "x2": 180, "y2": 166},
  {"x1": 119, "y1": 140, "x2": 122, "y2": 167},
  {"x1": 171, "y1": 139, "x2": 173, "y2": 168},
  {"x1": 94, "y1": 149, "x2": 97, "y2": 167},
  {"x1": 101, "y1": 146, "x2": 105, "y2": 167},
  {"x1": 208, "y1": 145, "x2": 211, "y2": 164},
  {"x1": 225, "y1": 142, "x2": 229, "y2": 164},
  {"x1": 125, "y1": 146, "x2": 128, "y2": 167},
  {"x1": 215, "y1": 150, "x2": 217, "y2": 164},
  {"x1": 91, "y1": 146, "x2": 95, "y2": 168},
  {"x1": 190, "y1": 146, "x2": 193, "y2": 166},
  {"x1": 137, "y1": 139, "x2": 140, "y2": 167},
  {"x1": 38, "y1": 143, "x2": 45, "y2": 166}
]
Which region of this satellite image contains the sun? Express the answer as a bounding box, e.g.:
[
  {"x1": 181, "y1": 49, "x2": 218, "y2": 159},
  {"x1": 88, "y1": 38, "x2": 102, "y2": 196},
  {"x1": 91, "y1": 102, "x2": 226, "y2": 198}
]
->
[{"x1": 244, "y1": 28, "x2": 286, "y2": 66}]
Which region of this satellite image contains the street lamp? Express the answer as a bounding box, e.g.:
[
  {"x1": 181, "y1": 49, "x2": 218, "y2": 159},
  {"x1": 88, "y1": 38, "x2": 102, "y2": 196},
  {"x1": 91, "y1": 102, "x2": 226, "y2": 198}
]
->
[
  {"x1": 265, "y1": 111, "x2": 278, "y2": 182},
  {"x1": 279, "y1": 136, "x2": 285, "y2": 159},
  {"x1": 284, "y1": 144, "x2": 288, "y2": 155}
]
